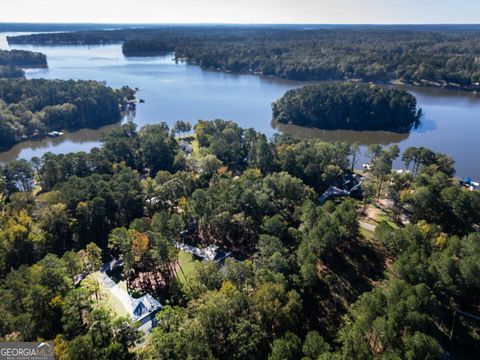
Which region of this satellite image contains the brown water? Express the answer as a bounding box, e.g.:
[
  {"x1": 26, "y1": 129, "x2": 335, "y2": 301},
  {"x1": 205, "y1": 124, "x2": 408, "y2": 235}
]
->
[{"x1": 1, "y1": 33, "x2": 480, "y2": 179}]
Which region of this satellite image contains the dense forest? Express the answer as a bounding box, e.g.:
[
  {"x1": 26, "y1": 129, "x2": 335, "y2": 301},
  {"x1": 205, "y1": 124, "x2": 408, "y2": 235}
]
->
[
  {"x1": 0, "y1": 78, "x2": 135, "y2": 148},
  {"x1": 8, "y1": 27, "x2": 480, "y2": 89},
  {"x1": 0, "y1": 119, "x2": 478, "y2": 359},
  {"x1": 7, "y1": 28, "x2": 153, "y2": 45},
  {"x1": 0, "y1": 65, "x2": 24, "y2": 78},
  {"x1": 272, "y1": 83, "x2": 422, "y2": 132},
  {"x1": 0, "y1": 49, "x2": 47, "y2": 67},
  {"x1": 0, "y1": 49, "x2": 47, "y2": 78}
]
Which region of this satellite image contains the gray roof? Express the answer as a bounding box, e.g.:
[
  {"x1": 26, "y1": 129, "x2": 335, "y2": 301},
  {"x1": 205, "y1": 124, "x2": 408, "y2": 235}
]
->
[
  {"x1": 175, "y1": 242, "x2": 218, "y2": 261},
  {"x1": 132, "y1": 294, "x2": 162, "y2": 320},
  {"x1": 319, "y1": 186, "x2": 350, "y2": 204},
  {"x1": 175, "y1": 242, "x2": 233, "y2": 263}
]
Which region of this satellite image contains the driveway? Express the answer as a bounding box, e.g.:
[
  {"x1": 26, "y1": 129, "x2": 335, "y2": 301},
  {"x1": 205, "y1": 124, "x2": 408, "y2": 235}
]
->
[{"x1": 98, "y1": 269, "x2": 133, "y2": 315}]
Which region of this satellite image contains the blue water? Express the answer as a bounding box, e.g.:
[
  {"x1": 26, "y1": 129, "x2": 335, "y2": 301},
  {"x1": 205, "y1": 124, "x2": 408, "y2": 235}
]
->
[{"x1": 1, "y1": 33, "x2": 480, "y2": 179}]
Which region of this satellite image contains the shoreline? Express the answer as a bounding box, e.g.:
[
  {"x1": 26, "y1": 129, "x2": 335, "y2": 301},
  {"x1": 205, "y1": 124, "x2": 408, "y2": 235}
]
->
[
  {"x1": 0, "y1": 117, "x2": 122, "y2": 153},
  {"x1": 7, "y1": 35, "x2": 479, "y2": 93},
  {"x1": 170, "y1": 56, "x2": 480, "y2": 93}
]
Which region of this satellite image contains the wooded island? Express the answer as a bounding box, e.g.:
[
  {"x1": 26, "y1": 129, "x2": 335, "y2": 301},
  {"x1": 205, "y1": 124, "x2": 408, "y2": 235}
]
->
[{"x1": 272, "y1": 83, "x2": 422, "y2": 132}]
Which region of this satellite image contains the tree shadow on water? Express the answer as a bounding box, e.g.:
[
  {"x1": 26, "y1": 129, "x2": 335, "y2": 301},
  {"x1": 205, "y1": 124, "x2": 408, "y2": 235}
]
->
[{"x1": 413, "y1": 117, "x2": 437, "y2": 133}]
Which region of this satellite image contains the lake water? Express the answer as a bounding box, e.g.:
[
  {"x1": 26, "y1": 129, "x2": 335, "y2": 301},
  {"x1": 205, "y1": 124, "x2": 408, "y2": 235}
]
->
[{"x1": 1, "y1": 33, "x2": 480, "y2": 179}]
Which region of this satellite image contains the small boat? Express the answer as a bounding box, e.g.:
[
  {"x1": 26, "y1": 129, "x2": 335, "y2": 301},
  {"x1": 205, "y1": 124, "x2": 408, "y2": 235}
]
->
[
  {"x1": 139, "y1": 99, "x2": 145, "y2": 103},
  {"x1": 47, "y1": 131, "x2": 64, "y2": 138},
  {"x1": 461, "y1": 177, "x2": 480, "y2": 190}
]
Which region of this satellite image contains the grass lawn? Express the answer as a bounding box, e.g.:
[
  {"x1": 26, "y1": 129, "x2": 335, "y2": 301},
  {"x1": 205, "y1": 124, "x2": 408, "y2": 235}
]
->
[
  {"x1": 176, "y1": 250, "x2": 197, "y2": 283},
  {"x1": 85, "y1": 272, "x2": 129, "y2": 318},
  {"x1": 177, "y1": 133, "x2": 201, "y2": 158},
  {"x1": 191, "y1": 138, "x2": 200, "y2": 158},
  {"x1": 102, "y1": 289, "x2": 129, "y2": 318},
  {"x1": 376, "y1": 211, "x2": 399, "y2": 229},
  {"x1": 363, "y1": 204, "x2": 399, "y2": 229},
  {"x1": 360, "y1": 227, "x2": 375, "y2": 242}
]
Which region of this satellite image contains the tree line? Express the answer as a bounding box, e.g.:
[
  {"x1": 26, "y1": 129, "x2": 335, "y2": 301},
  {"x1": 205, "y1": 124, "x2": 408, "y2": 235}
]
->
[
  {"x1": 9, "y1": 27, "x2": 480, "y2": 89},
  {"x1": 0, "y1": 49, "x2": 48, "y2": 79},
  {"x1": 0, "y1": 49, "x2": 47, "y2": 68}
]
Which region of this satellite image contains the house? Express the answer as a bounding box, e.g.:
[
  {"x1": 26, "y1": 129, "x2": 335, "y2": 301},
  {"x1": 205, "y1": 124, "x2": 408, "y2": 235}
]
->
[
  {"x1": 131, "y1": 294, "x2": 162, "y2": 332},
  {"x1": 319, "y1": 186, "x2": 350, "y2": 204},
  {"x1": 175, "y1": 242, "x2": 233, "y2": 264},
  {"x1": 132, "y1": 294, "x2": 162, "y2": 320},
  {"x1": 95, "y1": 260, "x2": 162, "y2": 334},
  {"x1": 341, "y1": 173, "x2": 363, "y2": 197},
  {"x1": 179, "y1": 140, "x2": 193, "y2": 154},
  {"x1": 319, "y1": 173, "x2": 363, "y2": 204},
  {"x1": 212, "y1": 249, "x2": 233, "y2": 265}
]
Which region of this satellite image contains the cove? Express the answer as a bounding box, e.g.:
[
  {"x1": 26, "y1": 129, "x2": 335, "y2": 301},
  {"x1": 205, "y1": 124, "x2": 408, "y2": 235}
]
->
[{"x1": 1, "y1": 33, "x2": 479, "y2": 179}]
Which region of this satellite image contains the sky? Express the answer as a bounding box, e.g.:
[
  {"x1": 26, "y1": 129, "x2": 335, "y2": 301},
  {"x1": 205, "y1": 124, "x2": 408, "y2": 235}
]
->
[{"x1": 0, "y1": 0, "x2": 479, "y2": 24}]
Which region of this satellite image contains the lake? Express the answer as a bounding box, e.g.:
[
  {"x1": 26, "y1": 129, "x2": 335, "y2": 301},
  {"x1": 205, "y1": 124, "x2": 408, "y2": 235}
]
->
[{"x1": 1, "y1": 33, "x2": 480, "y2": 179}]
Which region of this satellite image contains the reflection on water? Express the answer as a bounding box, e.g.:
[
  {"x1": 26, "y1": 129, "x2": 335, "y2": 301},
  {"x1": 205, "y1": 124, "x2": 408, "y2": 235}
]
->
[
  {"x1": 0, "y1": 123, "x2": 122, "y2": 163},
  {"x1": 272, "y1": 120, "x2": 410, "y2": 145},
  {"x1": 1, "y1": 32, "x2": 480, "y2": 178},
  {"x1": 390, "y1": 83, "x2": 480, "y2": 104},
  {"x1": 412, "y1": 118, "x2": 437, "y2": 133}
]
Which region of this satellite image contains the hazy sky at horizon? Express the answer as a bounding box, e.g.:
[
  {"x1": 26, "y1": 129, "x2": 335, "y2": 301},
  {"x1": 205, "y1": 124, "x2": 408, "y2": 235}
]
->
[{"x1": 1, "y1": 0, "x2": 479, "y2": 24}]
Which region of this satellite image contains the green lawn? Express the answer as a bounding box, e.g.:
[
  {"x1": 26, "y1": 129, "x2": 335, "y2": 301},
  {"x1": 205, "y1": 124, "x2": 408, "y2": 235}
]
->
[
  {"x1": 360, "y1": 227, "x2": 375, "y2": 242},
  {"x1": 176, "y1": 250, "x2": 197, "y2": 283},
  {"x1": 102, "y1": 290, "x2": 129, "y2": 318},
  {"x1": 191, "y1": 138, "x2": 200, "y2": 158},
  {"x1": 85, "y1": 272, "x2": 129, "y2": 318},
  {"x1": 376, "y1": 212, "x2": 399, "y2": 229},
  {"x1": 362, "y1": 204, "x2": 399, "y2": 229}
]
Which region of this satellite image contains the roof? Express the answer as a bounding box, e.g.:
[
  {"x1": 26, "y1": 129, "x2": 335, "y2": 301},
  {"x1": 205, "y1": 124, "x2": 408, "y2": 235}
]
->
[
  {"x1": 341, "y1": 173, "x2": 362, "y2": 191},
  {"x1": 175, "y1": 242, "x2": 216, "y2": 260},
  {"x1": 175, "y1": 242, "x2": 233, "y2": 263},
  {"x1": 131, "y1": 294, "x2": 162, "y2": 320},
  {"x1": 202, "y1": 245, "x2": 218, "y2": 261},
  {"x1": 319, "y1": 173, "x2": 364, "y2": 204},
  {"x1": 213, "y1": 250, "x2": 232, "y2": 264},
  {"x1": 319, "y1": 186, "x2": 349, "y2": 204},
  {"x1": 179, "y1": 140, "x2": 193, "y2": 154}
]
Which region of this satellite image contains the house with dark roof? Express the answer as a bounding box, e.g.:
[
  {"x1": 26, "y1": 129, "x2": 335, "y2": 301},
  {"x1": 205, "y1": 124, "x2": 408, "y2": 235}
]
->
[
  {"x1": 132, "y1": 294, "x2": 162, "y2": 320},
  {"x1": 131, "y1": 294, "x2": 162, "y2": 331},
  {"x1": 96, "y1": 260, "x2": 163, "y2": 334},
  {"x1": 319, "y1": 173, "x2": 363, "y2": 204}
]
